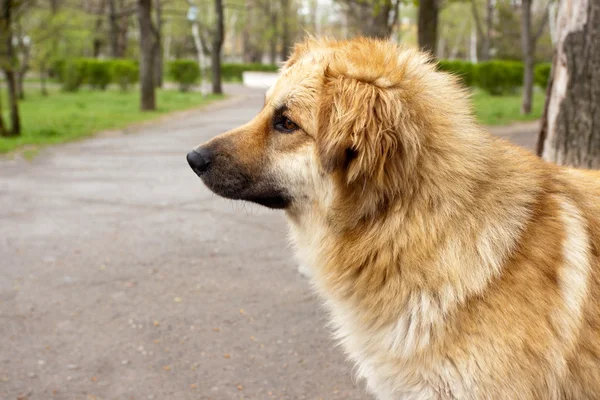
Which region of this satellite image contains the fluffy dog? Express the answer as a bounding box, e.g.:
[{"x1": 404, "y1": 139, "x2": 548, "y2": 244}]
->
[{"x1": 187, "y1": 37, "x2": 600, "y2": 399}]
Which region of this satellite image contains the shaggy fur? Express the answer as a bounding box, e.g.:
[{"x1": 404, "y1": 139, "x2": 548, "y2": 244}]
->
[{"x1": 189, "y1": 37, "x2": 600, "y2": 399}]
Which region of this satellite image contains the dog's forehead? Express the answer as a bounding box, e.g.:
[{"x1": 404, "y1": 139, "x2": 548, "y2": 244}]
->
[{"x1": 266, "y1": 54, "x2": 328, "y2": 111}]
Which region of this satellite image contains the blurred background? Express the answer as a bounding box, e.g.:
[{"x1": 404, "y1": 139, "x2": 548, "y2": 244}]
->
[
  {"x1": 1, "y1": 0, "x2": 598, "y2": 399},
  {"x1": 0, "y1": 0, "x2": 556, "y2": 154}
]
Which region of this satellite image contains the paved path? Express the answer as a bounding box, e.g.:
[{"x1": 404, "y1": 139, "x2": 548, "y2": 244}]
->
[{"x1": 0, "y1": 84, "x2": 538, "y2": 400}]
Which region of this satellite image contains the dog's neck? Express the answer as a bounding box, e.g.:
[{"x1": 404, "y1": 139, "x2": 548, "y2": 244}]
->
[{"x1": 286, "y1": 133, "x2": 543, "y2": 350}]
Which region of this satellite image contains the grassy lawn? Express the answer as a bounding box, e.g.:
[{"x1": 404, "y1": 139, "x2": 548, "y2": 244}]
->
[
  {"x1": 0, "y1": 87, "x2": 222, "y2": 154},
  {"x1": 471, "y1": 88, "x2": 545, "y2": 126}
]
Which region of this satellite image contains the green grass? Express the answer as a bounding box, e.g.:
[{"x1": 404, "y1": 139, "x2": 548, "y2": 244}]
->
[
  {"x1": 472, "y1": 88, "x2": 545, "y2": 126},
  {"x1": 0, "y1": 87, "x2": 222, "y2": 154}
]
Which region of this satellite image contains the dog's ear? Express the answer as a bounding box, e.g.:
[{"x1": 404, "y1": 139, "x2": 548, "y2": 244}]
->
[{"x1": 317, "y1": 75, "x2": 410, "y2": 185}]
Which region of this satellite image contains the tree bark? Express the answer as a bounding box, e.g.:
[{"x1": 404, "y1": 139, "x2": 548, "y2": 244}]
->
[
  {"x1": 538, "y1": 0, "x2": 600, "y2": 169},
  {"x1": 418, "y1": 0, "x2": 439, "y2": 56},
  {"x1": 0, "y1": 0, "x2": 20, "y2": 136},
  {"x1": 153, "y1": 0, "x2": 163, "y2": 88},
  {"x1": 211, "y1": 0, "x2": 224, "y2": 94},
  {"x1": 108, "y1": 0, "x2": 119, "y2": 57},
  {"x1": 280, "y1": 0, "x2": 291, "y2": 61},
  {"x1": 520, "y1": 0, "x2": 534, "y2": 114},
  {"x1": 40, "y1": 63, "x2": 48, "y2": 96},
  {"x1": 138, "y1": 0, "x2": 157, "y2": 110}
]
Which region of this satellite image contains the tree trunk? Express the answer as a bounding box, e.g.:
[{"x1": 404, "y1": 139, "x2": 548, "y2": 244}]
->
[
  {"x1": 418, "y1": 0, "x2": 438, "y2": 56},
  {"x1": 269, "y1": 7, "x2": 277, "y2": 65},
  {"x1": 0, "y1": 0, "x2": 20, "y2": 136},
  {"x1": 108, "y1": 0, "x2": 119, "y2": 57},
  {"x1": 280, "y1": 0, "x2": 291, "y2": 61},
  {"x1": 40, "y1": 64, "x2": 48, "y2": 96},
  {"x1": 538, "y1": 0, "x2": 600, "y2": 169},
  {"x1": 211, "y1": 0, "x2": 224, "y2": 94},
  {"x1": 138, "y1": 0, "x2": 156, "y2": 110},
  {"x1": 17, "y1": 69, "x2": 25, "y2": 100},
  {"x1": 520, "y1": 0, "x2": 534, "y2": 115},
  {"x1": 153, "y1": 0, "x2": 162, "y2": 88}
]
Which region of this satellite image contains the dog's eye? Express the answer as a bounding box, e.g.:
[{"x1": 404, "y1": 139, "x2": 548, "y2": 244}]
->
[{"x1": 275, "y1": 117, "x2": 299, "y2": 133}]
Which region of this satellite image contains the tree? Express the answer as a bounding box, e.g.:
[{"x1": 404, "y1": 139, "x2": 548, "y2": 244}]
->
[
  {"x1": 418, "y1": 0, "x2": 439, "y2": 56},
  {"x1": 520, "y1": 0, "x2": 549, "y2": 114},
  {"x1": 138, "y1": 0, "x2": 157, "y2": 110},
  {"x1": 537, "y1": 0, "x2": 600, "y2": 168},
  {"x1": 211, "y1": 0, "x2": 224, "y2": 94},
  {"x1": 470, "y1": 0, "x2": 494, "y2": 60},
  {"x1": 339, "y1": 0, "x2": 401, "y2": 39},
  {"x1": 154, "y1": 0, "x2": 163, "y2": 88},
  {"x1": 0, "y1": 0, "x2": 21, "y2": 136}
]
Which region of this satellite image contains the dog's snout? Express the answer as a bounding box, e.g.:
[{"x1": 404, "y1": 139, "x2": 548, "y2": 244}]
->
[{"x1": 187, "y1": 147, "x2": 213, "y2": 176}]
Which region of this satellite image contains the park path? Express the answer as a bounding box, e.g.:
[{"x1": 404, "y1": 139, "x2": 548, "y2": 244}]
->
[{"x1": 0, "y1": 84, "x2": 538, "y2": 400}]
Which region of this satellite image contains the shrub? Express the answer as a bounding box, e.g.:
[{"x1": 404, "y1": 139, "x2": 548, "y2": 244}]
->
[
  {"x1": 220, "y1": 63, "x2": 279, "y2": 81},
  {"x1": 111, "y1": 60, "x2": 139, "y2": 91},
  {"x1": 534, "y1": 63, "x2": 551, "y2": 89},
  {"x1": 86, "y1": 60, "x2": 112, "y2": 90},
  {"x1": 168, "y1": 60, "x2": 200, "y2": 92},
  {"x1": 62, "y1": 59, "x2": 89, "y2": 92},
  {"x1": 437, "y1": 60, "x2": 475, "y2": 87},
  {"x1": 475, "y1": 60, "x2": 523, "y2": 95},
  {"x1": 50, "y1": 59, "x2": 66, "y2": 82}
]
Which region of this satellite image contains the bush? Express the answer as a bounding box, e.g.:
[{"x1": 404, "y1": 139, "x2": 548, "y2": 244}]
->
[
  {"x1": 437, "y1": 60, "x2": 475, "y2": 87},
  {"x1": 220, "y1": 63, "x2": 278, "y2": 81},
  {"x1": 87, "y1": 60, "x2": 112, "y2": 90},
  {"x1": 475, "y1": 60, "x2": 523, "y2": 95},
  {"x1": 534, "y1": 63, "x2": 551, "y2": 89},
  {"x1": 168, "y1": 60, "x2": 200, "y2": 92},
  {"x1": 111, "y1": 60, "x2": 139, "y2": 91},
  {"x1": 62, "y1": 59, "x2": 89, "y2": 92},
  {"x1": 50, "y1": 59, "x2": 66, "y2": 82}
]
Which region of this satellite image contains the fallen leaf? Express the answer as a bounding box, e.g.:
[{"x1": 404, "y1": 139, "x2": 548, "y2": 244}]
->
[
  {"x1": 163, "y1": 365, "x2": 171, "y2": 371},
  {"x1": 236, "y1": 384, "x2": 243, "y2": 391},
  {"x1": 173, "y1": 297, "x2": 182, "y2": 303},
  {"x1": 250, "y1": 336, "x2": 257, "y2": 342},
  {"x1": 239, "y1": 309, "x2": 245, "y2": 315},
  {"x1": 153, "y1": 320, "x2": 160, "y2": 327},
  {"x1": 223, "y1": 353, "x2": 230, "y2": 359},
  {"x1": 99, "y1": 265, "x2": 107, "y2": 271},
  {"x1": 190, "y1": 383, "x2": 197, "y2": 389},
  {"x1": 213, "y1": 327, "x2": 220, "y2": 332},
  {"x1": 91, "y1": 376, "x2": 98, "y2": 382}
]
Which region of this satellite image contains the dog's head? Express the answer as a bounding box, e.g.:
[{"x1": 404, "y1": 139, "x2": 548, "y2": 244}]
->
[{"x1": 188, "y1": 38, "x2": 473, "y2": 221}]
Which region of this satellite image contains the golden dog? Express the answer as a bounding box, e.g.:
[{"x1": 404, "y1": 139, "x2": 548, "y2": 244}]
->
[{"x1": 187, "y1": 37, "x2": 600, "y2": 399}]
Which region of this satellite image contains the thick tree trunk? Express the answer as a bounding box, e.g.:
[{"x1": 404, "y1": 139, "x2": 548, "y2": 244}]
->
[
  {"x1": 520, "y1": 0, "x2": 534, "y2": 115},
  {"x1": 211, "y1": 0, "x2": 224, "y2": 94},
  {"x1": 153, "y1": 0, "x2": 163, "y2": 88},
  {"x1": 418, "y1": 0, "x2": 439, "y2": 56},
  {"x1": 269, "y1": 9, "x2": 277, "y2": 65},
  {"x1": 538, "y1": 0, "x2": 600, "y2": 168},
  {"x1": 138, "y1": 0, "x2": 157, "y2": 110}
]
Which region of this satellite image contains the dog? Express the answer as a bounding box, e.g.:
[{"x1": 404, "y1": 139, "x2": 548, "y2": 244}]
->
[{"x1": 187, "y1": 37, "x2": 600, "y2": 399}]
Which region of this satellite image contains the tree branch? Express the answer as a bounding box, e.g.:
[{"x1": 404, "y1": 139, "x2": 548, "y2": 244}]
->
[
  {"x1": 533, "y1": 0, "x2": 551, "y2": 42},
  {"x1": 470, "y1": 0, "x2": 485, "y2": 41}
]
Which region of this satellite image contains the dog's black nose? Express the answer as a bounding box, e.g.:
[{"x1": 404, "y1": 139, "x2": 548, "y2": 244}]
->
[{"x1": 187, "y1": 147, "x2": 213, "y2": 176}]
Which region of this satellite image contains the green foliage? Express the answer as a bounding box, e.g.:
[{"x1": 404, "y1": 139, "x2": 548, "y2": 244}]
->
[
  {"x1": 168, "y1": 60, "x2": 201, "y2": 92},
  {"x1": 534, "y1": 63, "x2": 551, "y2": 89},
  {"x1": 50, "y1": 59, "x2": 66, "y2": 81},
  {"x1": 86, "y1": 60, "x2": 112, "y2": 90},
  {"x1": 111, "y1": 60, "x2": 139, "y2": 91},
  {"x1": 62, "y1": 59, "x2": 89, "y2": 92},
  {"x1": 437, "y1": 60, "x2": 475, "y2": 87},
  {"x1": 475, "y1": 61, "x2": 524, "y2": 95},
  {"x1": 220, "y1": 63, "x2": 279, "y2": 81}
]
